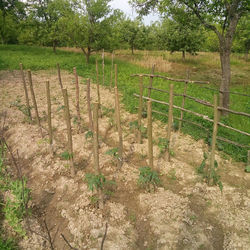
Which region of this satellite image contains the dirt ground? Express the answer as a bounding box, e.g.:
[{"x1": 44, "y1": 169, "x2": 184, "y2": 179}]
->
[{"x1": 0, "y1": 70, "x2": 249, "y2": 250}]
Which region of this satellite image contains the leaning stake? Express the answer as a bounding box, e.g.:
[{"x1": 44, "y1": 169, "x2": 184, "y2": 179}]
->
[
  {"x1": 137, "y1": 75, "x2": 143, "y2": 144},
  {"x1": 20, "y1": 63, "x2": 32, "y2": 120},
  {"x1": 57, "y1": 63, "x2": 63, "y2": 91},
  {"x1": 62, "y1": 88, "x2": 75, "y2": 176},
  {"x1": 86, "y1": 78, "x2": 93, "y2": 130},
  {"x1": 27, "y1": 70, "x2": 43, "y2": 137},
  {"x1": 73, "y1": 67, "x2": 81, "y2": 132}
]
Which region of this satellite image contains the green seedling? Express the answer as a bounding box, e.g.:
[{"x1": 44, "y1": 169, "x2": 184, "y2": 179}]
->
[
  {"x1": 56, "y1": 105, "x2": 65, "y2": 112},
  {"x1": 157, "y1": 137, "x2": 169, "y2": 154},
  {"x1": 10, "y1": 98, "x2": 32, "y2": 121},
  {"x1": 105, "y1": 148, "x2": 119, "y2": 159},
  {"x1": 138, "y1": 167, "x2": 161, "y2": 192},
  {"x1": 167, "y1": 168, "x2": 177, "y2": 180},
  {"x1": 60, "y1": 151, "x2": 73, "y2": 160},
  {"x1": 85, "y1": 130, "x2": 93, "y2": 140},
  {"x1": 245, "y1": 165, "x2": 250, "y2": 173}
]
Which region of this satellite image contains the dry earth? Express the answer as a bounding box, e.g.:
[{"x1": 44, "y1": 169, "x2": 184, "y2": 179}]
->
[{"x1": 0, "y1": 70, "x2": 249, "y2": 250}]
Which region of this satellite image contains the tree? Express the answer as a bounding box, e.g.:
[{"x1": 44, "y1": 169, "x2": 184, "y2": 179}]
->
[
  {"x1": 160, "y1": 9, "x2": 205, "y2": 59},
  {"x1": 130, "y1": 0, "x2": 250, "y2": 114},
  {"x1": 59, "y1": 0, "x2": 113, "y2": 63}
]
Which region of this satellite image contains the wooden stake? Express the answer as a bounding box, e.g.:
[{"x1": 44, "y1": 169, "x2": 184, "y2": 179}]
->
[
  {"x1": 147, "y1": 99, "x2": 153, "y2": 168},
  {"x1": 46, "y1": 80, "x2": 53, "y2": 146},
  {"x1": 147, "y1": 64, "x2": 155, "y2": 98},
  {"x1": 167, "y1": 84, "x2": 174, "y2": 161},
  {"x1": 114, "y1": 86, "x2": 123, "y2": 168},
  {"x1": 27, "y1": 70, "x2": 43, "y2": 137},
  {"x1": 102, "y1": 49, "x2": 105, "y2": 86},
  {"x1": 93, "y1": 102, "x2": 100, "y2": 173},
  {"x1": 110, "y1": 52, "x2": 114, "y2": 90},
  {"x1": 73, "y1": 67, "x2": 81, "y2": 132},
  {"x1": 62, "y1": 88, "x2": 75, "y2": 176},
  {"x1": 179, "y1": 71, "x2": 189, "y2": 132},
  {"x1": 210, "y1": 94, "x2": 218, "y2": 185},
  {"x1": 138, "y1": 75, "x2": 143, "y2": 144},
  {"x1": 57, "y1": 63, "x2": 63, "y2": 90},
  {"x1": 114, "y1": 64, "x2": 117, "y2": 88},
  {"x1": 96, "y1": 59, "x2": 101, "y2": 105},
  {"x1": 248, "y1": 150, "x2": 250, "y2": 166},
  {"x1": 86, "y1": 78, "x2": 93, "y2": 131},
  {"x1": 20, "y1": 63, "x2": 32, "y2": 120}
]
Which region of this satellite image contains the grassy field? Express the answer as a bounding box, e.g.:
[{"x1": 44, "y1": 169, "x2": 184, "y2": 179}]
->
[{"x1": 0, "y1": 45, "x2": 249, "y2": 162}]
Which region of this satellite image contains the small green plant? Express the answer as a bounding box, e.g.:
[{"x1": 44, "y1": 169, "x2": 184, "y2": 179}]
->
[
  {"x1": 245, "y1": 165, "x2": 250, "y2": 173},
  {"x1": 157, "y1": 137, "x2": 169, "y2": 154},
  {"x1": 60, "y1": 151, "x2": 73, "y2": 160},
  {"x1": 167, "y1": 169, "x2": 177, "y2": 180},
  {"x1": 0, "y1": 236, "x2": 18, "y2": 250},
  {"x1": 56, "y1": 105, "x2": 65, "y2": 112},
  {"x1": 85, "y1": 130, "x2": 93, "y2": 140},
  {"x1": 10, "y1": 98, "x2": 32, "y2": 121},
  {"x1": 102, "y1": 106, "x2": 114, "y2": 116},
  {"x1": 197, "y1": 152, "x2": 223, "y2": 192},
  {"x1": 138, "y1": 167, "x2": 161, "y2": 192}
]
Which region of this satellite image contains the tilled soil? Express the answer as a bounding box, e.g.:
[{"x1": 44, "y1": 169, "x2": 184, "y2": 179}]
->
[{"x1": 0, "y1": 70, "x2": 249, "y2": 250}]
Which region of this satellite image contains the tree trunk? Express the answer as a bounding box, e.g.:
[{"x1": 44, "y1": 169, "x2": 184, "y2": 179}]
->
[
  {"x1": 244, "y1": 48, "x2": 249, "y2": 61},
  {"x1": 182, "y1": 50, "x2": 185, "y2": 60},
  {"x1": 219, "y1": 46, "x2": 231, "y2": 115},
  {"x1": 131, "y1": 46, "x2": 134, "y2": 55},
  {"x1": 53, "y1": 41, "x2": 56, "y2": 53}
]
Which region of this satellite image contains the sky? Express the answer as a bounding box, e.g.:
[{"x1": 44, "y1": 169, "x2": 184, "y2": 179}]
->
[{"x1": 110, "y1": 0, "x2": 160, "y2": 25}]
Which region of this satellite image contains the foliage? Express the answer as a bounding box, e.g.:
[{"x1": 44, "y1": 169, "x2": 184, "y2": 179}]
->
[
  {"x1": 0, "y1": 141, "x2": 31, "y2": 236},
  {"x1": 10, "y1": 98, "x2": 32, "y2": 120},
  {"x1": 245, "y1": 165, "x2": 250, "y2": 173},
  {"x1": 138, "y1": 167, "x2": 161, "y2": 191},
  {"x1": 0, "y1": 236, "x2": 18, "y2": 250},
  {"x1": 157, "y1": 137, "x2": 169, "y2": 154},
  {"x1": 85, "y1": 130, "x2": 93, "y2": 140},
  {"x1": 105, "y1": 148, "x2": 119, "y2": 159}
]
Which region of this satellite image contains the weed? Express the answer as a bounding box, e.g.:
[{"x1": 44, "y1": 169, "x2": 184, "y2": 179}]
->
[
  {"x1": 56, "y1": 105, "x2": 65, "y2": 112},
  {"x1": 128, "y1": 212, "x2": 136, "y2": 223},
  {"x1": 0, "y1": 236, "x2": 18, "y2": 250},
  {"x1": 167, "y1": 169, "x2": 177, "y2": 180},
  {"x1": 89, "y1": 195, "x2": 99, "y2": 205},
  {"x1": 138, "y1": 167, "x2": 161, "y2": 192},
  {"x1": 102, "y1": 106, "x2": 114, "y2": 116},
  {"x1": 10, "y1": 98, "x2": 32, "y2": 121},
  {"x1": 245, "y1": 165, "x2": 250, "y2": 173}
]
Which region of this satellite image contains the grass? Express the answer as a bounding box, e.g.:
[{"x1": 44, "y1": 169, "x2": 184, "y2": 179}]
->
[{"x1": 0, "y1": 44, "x2": 249, "y2": 162}]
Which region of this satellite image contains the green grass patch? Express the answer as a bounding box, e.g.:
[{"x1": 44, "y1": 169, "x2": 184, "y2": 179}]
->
[{"x1": 0, "y1": 45, "x2": 249, "y2": 162}]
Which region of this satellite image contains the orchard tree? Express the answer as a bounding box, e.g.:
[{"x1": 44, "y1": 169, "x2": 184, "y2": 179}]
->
[
  {"x1": 59, "y1": 0, "x2": 113, "y2": 63},
  {"x1": 130, "y1": 0, "x2": 250, "y2": 113}
]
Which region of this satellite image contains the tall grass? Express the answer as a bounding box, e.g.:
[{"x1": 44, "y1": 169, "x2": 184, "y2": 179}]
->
[{"x1": 0, "y1": 45, "x2": 249, "y2": 162}]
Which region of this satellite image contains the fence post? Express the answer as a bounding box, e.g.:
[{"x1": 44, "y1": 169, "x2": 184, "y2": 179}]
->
[
  {"x1": 20, "y1": 63, "x2": 32, "y2": 120},
  {"x1": 218, "y1": 91, "x2": 223, "y2": 121},
  {"x1": 62, "y1": 88, "x2": 75, "y2": 176},
  {"x1": 179, "y1": 71, "x2": 189, "y2": 132},
  {"x1": 73, "y1": 67, "x2": 81, "y2": 132},
  {"x1": 96, "y1": 59, "x2": 101, "y2": 104},
  {"x1": 46, "y1": 80, "x2": 53, "y2": 147},
  {"x1": 210, "y1": 94, "x2": 218, "y2": 185},
  {"x1": 138, "y1": 75, "x2": 143, "y2": 144},
  {"x1": 147, "y1": 99, "x2": 153, "y2": 169},
  {"x1": 57, "y1": 63, "x2": 63, "y2": 91},
  {"x1": 86, "y1": 78, "x2": 93, "y2": 131},
  {"x1": 27, "y1": 70, "x2": 43, "y2": 137},
  {"x1": 147, "y1": 64, "x2": 155, "y2": 98},
  {"x1": 102, "y1": 49, "x2": 105, "y2": 86},
  {"x1": 167, "y1": 84, "x2": 174, "y2": 161},
  {"x1": 114, "y1": 86, "x2": 123, "y2": 168},
  {"x1": 93, "y1": 102, "x2": 100, "y2": 173}
]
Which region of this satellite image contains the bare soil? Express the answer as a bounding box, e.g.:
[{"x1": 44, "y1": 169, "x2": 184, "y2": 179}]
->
[{"x1": 0, "y1": 70, "x2": 249, "y2": 250}]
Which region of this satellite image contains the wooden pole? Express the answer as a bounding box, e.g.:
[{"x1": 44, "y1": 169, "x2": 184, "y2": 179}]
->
[
  {"x1": 147, "y1": 64, "x2": 155, "y2": 98},
  {"x1": 57, "y1": 63, "x2": 63, "y2": 90},
  {"x1": 114, "y1": 86, "x2": 123, "y2": 168},
  {"x1": 86, "y1": 78, "x2": 93, "y2": 131},
  {"x1": 93, "y1": 102, "x2": 103, "y2": 208},
  {"x1": 167, "y1": 84, "x2": 174, "y2": 161},
  {"x1": 96, "y1": 59, "x2": 101, "y2": 105},
  {"x1": 147, "y1": 99, "x2": 153, "y2": 168},
  {"x1": 102, "y1": 49, "x2": 105, "y2": 86},
  {"x1": 20, "y1": 63, "x2": 32, "y2": 120},
  {"x1": 73, "y1": 67, "x2": 81, "y2": 132},
  {"x1": 218, "y1": 92, "x2": 223, "y2": 121},
  {"x1": 138, "y1": 75, "x2": 143, "y2": 144},
  {"x1": 93, "y1": 102, "x2": 100, "y2": 173},
  {"x1": 110, "y1": 52, "x2": 114, "y2": 90},
  {"x1": 179, "y1": 71, "x2": 189, "y2": 132},
  {"x1": 62, "y1": 88, "x2": 75, "y2": 176},
  {"x1": 210, "y1": 94, "x2": 218, "y2": 185},
  {"x1": 27, "y1": 70, "x2": 43, "y2": 137},
  {"x1": 114, "y1": 64, "x2": 117, "y2": 88},
  {"x1": 248, "y1": 150, "x2": 250, "y2": 166},
  {"x1": 46, "y1": 80, "x2": 52, "y2": 146}
]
